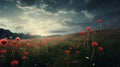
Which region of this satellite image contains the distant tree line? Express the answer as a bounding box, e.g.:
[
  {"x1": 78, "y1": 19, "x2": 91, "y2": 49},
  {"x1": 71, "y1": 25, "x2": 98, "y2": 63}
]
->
[{"x1": 0, "y1": 28, "x2": 41, "y2": 39}]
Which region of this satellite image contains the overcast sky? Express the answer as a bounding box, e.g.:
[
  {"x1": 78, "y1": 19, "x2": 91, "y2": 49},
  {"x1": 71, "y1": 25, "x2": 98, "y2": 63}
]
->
[{"x1": 0, "y1": 0, "x2": 120, "y2": 36}]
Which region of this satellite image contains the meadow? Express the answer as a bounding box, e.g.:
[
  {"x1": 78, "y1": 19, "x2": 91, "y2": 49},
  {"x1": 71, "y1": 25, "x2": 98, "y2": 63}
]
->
[{"x1": 0, "y1": 20, "x2": 120, "y2": 67}]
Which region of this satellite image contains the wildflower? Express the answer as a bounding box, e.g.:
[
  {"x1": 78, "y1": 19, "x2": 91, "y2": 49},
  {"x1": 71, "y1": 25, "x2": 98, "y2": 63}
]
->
[
  {"x1": 15, "y1": 37, "x2": 21, "y2": 41},
  {"x1": 22, "y1": 56, "x2": 27, "y2": 60},
  {"x1": 85, "y1": 56, "x2": 90, "y2": 59},
  {"x1": 9, "y1": 36, "x2": 13, "y2": 39},
  {"x1": 11, "y1": 60, "x2": 19, "y2": 66},
  {"x1": 65, "y1": 50, "x2": 70, "y2": 54},
  {"x1": 92, "y1": 63, "x2": 95, "y2": 66},
  {"x1": 0, "y1": 39, "x2": 8, "y2": 45},
  {"x1": 15, "y1": 44, "x2": 20, "y2": 48},
  {"x1": 86, "y1": 27, "x2": 91, "y2": 31},
  {"x1": 98, "y1": 47, "x2": 104, "y2": 52},
  {"x1": 43, "y1": 41, "x2": 47, "y2": 46},
  {"x1": 11, "y1": 40, "x2": 16, "y2": 45},
  {"x1": 97, "y1": 19, "x2": 102, "y2": 23},
  {"x1": 91, "y1": 42, "x2": 98, "y2": 47},
  {"x1": 27, "y1": 39, "x2": 30, "y2": 43},
  {"x1": 75, "y1": 50, "x2": 80, "y2": 54},
  {"x1": 0, "y1": 49, "x2": 7, "y2": 54},
  {"x1": 80, "y1": 31, "x2": 84, "y2": 35},
  {"x1": 23, "y1": 52, "x2": 29, "y2": 56}
]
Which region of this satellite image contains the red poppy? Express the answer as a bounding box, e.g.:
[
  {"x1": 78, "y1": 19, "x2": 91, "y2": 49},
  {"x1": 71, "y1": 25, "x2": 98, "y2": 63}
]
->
[
  {"x1": 80, "y1": 31, "x2": 84, "y2": 35},
  {"x1": 15, "y1": 44, "x2": 20, "y2": 48},
  {"x1": 23, "y1": 52, "x2": 29, "y2": 56},
  {"x1": 15, "y1": 37, "x2": 21, "y2": 41},
  {"x1": 86, "y1": 27, "x2": 91, "y2": 31},
  {"x1": 11, "y1": 60, "x2": 19, "y2": 66},
  {"x1": 91, "y1": 42, "x2": 98, "y2": 47},
  {"x1": 65, "y1": 50, "x2": 70, "y2": 54},
  {"x1": 97, "y1": 19, "x2": 102, "y2": 23},
  {"x1": 98, "y1": 47, "x2": 104, "y2": 52},
  {"x1": 11, "y1": 40, "x2": 16, "y2": 45},
  {"x1": 43, "y1": 41, "x2": 47, "y2": 46},
  {"x1": 22, "y1": 56, "x2": 27, "y2": 60},
  {"x1": 75, "y1": 50, "x2": 80, "y2": 54},
  {"x1": 9, "y1": 36, "x2": 13, "y2": 39},
  {"x1": 0, "y1": 39, "x2": 8, "y2": 45},
  {"x1": 0, "y1": 49, "x2": 7, "y2": 54},
  {"x1": 27, "y1": 39, "x2": 30, "y2": 43}
]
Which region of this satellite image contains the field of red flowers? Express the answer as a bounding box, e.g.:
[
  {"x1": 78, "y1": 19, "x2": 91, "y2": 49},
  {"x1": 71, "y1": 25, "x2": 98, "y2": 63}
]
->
[{"x1": 0, "y1": 20, "x2": 120, "y2": 67}]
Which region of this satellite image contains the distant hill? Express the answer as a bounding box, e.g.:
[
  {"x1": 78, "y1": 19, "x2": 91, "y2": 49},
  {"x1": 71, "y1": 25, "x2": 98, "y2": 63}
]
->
[{"x1": 0, "y1": 28, "x2": 41, "y2": 39}]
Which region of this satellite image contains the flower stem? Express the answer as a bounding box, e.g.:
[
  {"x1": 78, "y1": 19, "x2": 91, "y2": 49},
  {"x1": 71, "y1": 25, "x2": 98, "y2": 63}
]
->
[{"x1": 90, "y1": 48, "x2": 95, "y2": 63}]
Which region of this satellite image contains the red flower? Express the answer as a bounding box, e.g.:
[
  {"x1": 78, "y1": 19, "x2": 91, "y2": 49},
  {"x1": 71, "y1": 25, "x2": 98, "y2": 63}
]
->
[
  {"x1": 80, "y1": 31, "x2": 84, "y2": 35},
  {"x1": 86, "y1": 27, "x2": 91, "y2": 31},
  {"x1": 91, "y1": 42, "x2": 98, "y2": 47},
  {"x1": 0, "y1": 39, "x2": 8, "y2": 45},
  {"x1": 15, "y1": 37, "x2": 21, "y2": 41},
  {"x1": 75, "y1": 50, "x2": 80, "y2": 54},
  {"x1": 43, "y1": 41, "x2": 47, "y2": 46},
  {"x1": 11, "y1": 40, "x2": 16, "y2": 45},
  {"x1": 27, "y1": 39, "x2": 30, "y2": 43},
  {"x1": 0, "y1": 49, "x2": 7, "y2": 54},
  {"x1": 98, "y1": 47, "x2": 104, "y2": 52},
  {"x1": 97, "y1": 19, "x2": 102, "y2": 23},
  {"x1": 23, "y1": 52, "x2": 29, "y2": 56},
  {"x1": 15, "y1": 44, "x2": 20, "y2": 48},
  {"x1": 11, "y1": 60, "x2": 19, "y2": 66},
  {"x1": 9, "y1": 36, "x2": 13, "y2": 39},
  {"x1": 65, "y1": 50, "x2": 70, "y2": 54},
  {"x1": 22, "y1": 56, "x2": 27, "y2": 60}
]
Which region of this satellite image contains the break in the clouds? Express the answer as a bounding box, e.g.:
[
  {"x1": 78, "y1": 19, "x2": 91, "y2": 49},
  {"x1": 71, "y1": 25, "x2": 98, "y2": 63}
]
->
[{"x1": 0, "y1": 0, "x2": 120, "y2": 36}]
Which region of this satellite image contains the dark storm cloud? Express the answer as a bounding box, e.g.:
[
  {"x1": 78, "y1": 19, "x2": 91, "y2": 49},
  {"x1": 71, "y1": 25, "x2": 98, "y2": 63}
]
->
[
  {"x1": 17, "y1": 0, "x2": 85, "y2": 12},
  {"x1": 16, "y1": 0, "x2": 37, "y2": 6},
  {"x1": 16, "y1": 0, "x2": 120, "y2": 12},
  {"x1": 17, "y1": 0, "x2": 120, "y2": 29}
]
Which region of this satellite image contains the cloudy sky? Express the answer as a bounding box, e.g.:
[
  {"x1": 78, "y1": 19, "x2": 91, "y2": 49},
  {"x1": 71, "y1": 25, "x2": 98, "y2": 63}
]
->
[{"x1": 0, "y1": 0, "x2": 120, "y2": 36}]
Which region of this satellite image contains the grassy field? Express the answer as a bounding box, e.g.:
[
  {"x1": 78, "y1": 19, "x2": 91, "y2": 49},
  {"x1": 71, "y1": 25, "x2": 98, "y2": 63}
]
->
[{"x1": 0, "y1": 28, "x2": 120, "y2": 67}]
